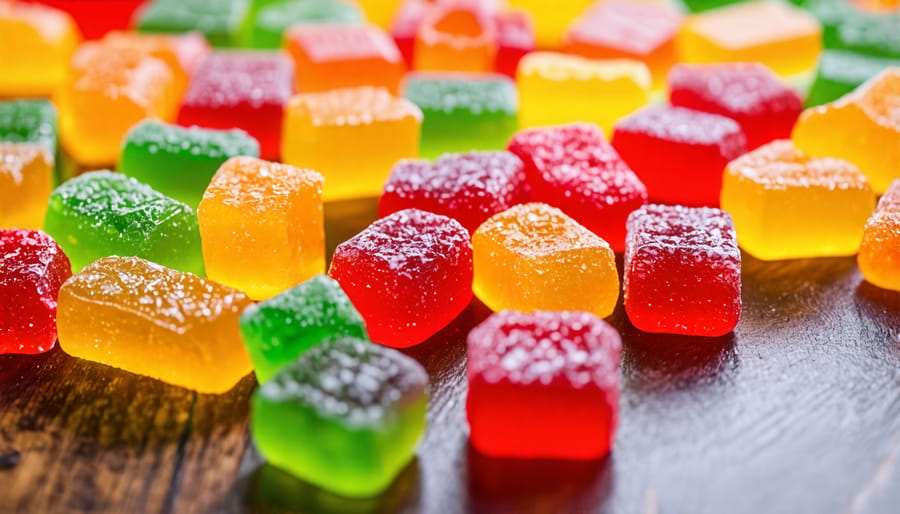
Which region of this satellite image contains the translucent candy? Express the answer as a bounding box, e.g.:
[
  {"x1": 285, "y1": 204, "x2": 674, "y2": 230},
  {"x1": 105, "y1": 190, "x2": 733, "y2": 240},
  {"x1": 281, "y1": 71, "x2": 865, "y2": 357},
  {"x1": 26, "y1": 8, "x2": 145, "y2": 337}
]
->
[
  {"x1": 806, "y1": 50, "x2": 900, "y2": 107},
  {"x1": 859, "y1": 180, "x2": 900, "y2": 292},
  {"x1": 136, "y1": 0, "x2": 251, "y2": 48},
  {"x1": 0, "y1": 144, "x2": 54, "y2": 230},
  {"x1": 0, "y1": 100, "x2": 58, "y2": 156},
  {"x1": 414, "y1": 2, "x2": 497, "y2": 72},
  {"x1": 250, "y1": 0, "x2": 364, "y2": 49}
]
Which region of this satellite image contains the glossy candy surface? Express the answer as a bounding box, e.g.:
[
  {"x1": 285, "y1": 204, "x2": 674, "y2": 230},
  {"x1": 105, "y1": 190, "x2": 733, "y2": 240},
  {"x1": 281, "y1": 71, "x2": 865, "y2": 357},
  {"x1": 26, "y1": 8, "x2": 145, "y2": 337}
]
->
[
  {"x1": 466, "y1": 310, "x2": 621, "y2": 459},
  {"x1": 99, "y1": 31, "x2": 211, "y2": 97},
  {"x1": 199, "y1": 157, "x2": 324, "y2": 301},
  {"x1": 0, "y1": 144, "x2": 54, "y2": 230},
  {"x1": 329, "y1": 209, "x2": 473, "y2": 347},
  {"x1": 508, "y1": 123, "x2": 647, "y2": 251},
  {"x1": 44, "y1": 171, "x2": 204, "y2": 275},
  {"x1": 720, "y1": 140, "x2": 875, "y2": 260},
  {"x1": 57, "y1": 256, "x2": 252, "y2": 394},
  {"x1": 472, "y1": 203, "x2": 619, "y2": 318},
  {"x1": 624, "y1": 205, "x2": 741, "y2": 337},
  {"x1": 0, "y1": 230, "x2": 72, "y2": 355},
  {"x1": 859, "y1": 180, "x2": 900, "y2": 292},
  {"x1": 612, "y1": 105, "x2": 747, "y2": 207},
  {"x1": 251, "y1": 336, "x2": 428, "y2": 498}
]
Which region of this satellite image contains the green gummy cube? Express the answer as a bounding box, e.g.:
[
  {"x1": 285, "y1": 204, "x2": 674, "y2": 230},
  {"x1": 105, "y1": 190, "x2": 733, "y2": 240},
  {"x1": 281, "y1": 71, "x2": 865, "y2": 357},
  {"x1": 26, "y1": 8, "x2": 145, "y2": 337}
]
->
[
  {"x1": 680, "y1": 0, "x2": 745, "y2": 13},
  {"x1": 137, "y1": 0, "x2": 252, "y2": 47},
  {"x1": 249, "y1": 0, "x2": 364, "y2": 49},
  {"x1": 119, "y1": 121, "x2": 260, "y2": 208},
  {"x1": 403, "y1": 73, "x2": 519, "y2": 159},
  {"x1": 0, "y1": 100, "x2": 57, "y2": 156},
  {"x1": 251, "y1": 337, "x2": 428, "y2": 498},
  {"x1": 240, "y1": 274, "x2": 369, "y2": 383},
  {"x1": 831, "y1": 12, "x2": 900, "y2": 58},
  {"x1": 44, "y1": 170, "x2": 205, "y2": 275},
  {"x1": 806, "y1": 50, "x2": 900, "y2": 107}
]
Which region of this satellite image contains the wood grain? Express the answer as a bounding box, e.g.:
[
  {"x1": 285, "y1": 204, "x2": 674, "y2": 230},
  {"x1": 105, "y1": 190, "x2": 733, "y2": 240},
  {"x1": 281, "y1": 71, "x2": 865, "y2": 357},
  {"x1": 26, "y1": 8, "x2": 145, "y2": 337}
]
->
[{"x1": 2, "y1": 198, "x2": 900, "y2": 514}]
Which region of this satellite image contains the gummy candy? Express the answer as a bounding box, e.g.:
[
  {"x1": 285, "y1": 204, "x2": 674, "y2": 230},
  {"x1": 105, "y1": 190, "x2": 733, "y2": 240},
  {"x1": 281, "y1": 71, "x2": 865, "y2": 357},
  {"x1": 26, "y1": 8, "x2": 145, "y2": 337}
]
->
[
  {"x1": 506, "y1": 0, "x2": 592, "y2": 48},
  {"x1": 859, "y1": 180, "x2": 900, "y2": 292},
  {"x1": 100, "y1": 31, "x2": 211, "y2": 97},
  {"x1": 0, "y1": 144, "x2": 54, "y2": 230},
  {"x1": 249, "y1": 0, "x2": 364, "y2": 49},
  {"x1": 136, "y1": 0, "x2": 251, "y2": 48},
  {"x1": 414, "y1": 2, "x2": 496, "y2": 72},
  {"x1": 806, "y1": 50, "x2": 900, "y2": 107},
  {"x1": 0, "y1": 100, "x2": 58, "y2": 157}
]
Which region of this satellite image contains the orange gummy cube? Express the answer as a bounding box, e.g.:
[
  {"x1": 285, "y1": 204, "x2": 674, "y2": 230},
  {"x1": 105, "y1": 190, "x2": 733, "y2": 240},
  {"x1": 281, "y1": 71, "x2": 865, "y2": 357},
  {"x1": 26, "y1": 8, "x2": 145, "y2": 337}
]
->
[
  {"x1": 281, "y1": 87, "x2": 422, "y2": 201},
  {"x1": 859, "y1": 180, "x2": 900, "y2": 291},
  {"x1": 59, "y1": 43, "x2": 177, "y2": 166},
  {"x1": 199, "y1": 157, "x2": 325, "y2": 301},
  {"x1": 100, "y1": 31, "x2": 210, "y2": 98},
  {"x1": 678, "y1": 1, "x2": 821, "y2": 76},
  {"x1": 472, "y1": 202, "x2": 619, "y2": 318},
  {"x1": 284, "y1": 24, "x2": 406, "y2": 94},
  {"x1": 0, "y1": 2, "x2": 80, "y2": 97},
  {"x1": 0, "y1": 144, "x2": 53, "y2": 230},
  {"x1": 793, "y1": 68, "x2": 900, "y2": 194},
  {"x1": 414, "y1": 3, "x2": 497, "y2": 72}
]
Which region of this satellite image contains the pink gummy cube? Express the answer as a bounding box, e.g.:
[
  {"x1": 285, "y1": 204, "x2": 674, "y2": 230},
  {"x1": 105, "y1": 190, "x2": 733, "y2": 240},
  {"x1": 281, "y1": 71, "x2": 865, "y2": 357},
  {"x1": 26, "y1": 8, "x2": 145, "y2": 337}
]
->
[{"x1": 624, "y1": 204, "x2": 741, "y2": 337}]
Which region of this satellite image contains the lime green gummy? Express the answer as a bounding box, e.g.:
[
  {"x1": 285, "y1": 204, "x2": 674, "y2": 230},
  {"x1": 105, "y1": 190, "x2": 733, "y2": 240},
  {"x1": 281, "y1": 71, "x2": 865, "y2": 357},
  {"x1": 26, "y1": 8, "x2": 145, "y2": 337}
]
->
[
  {"x1": 240, "y1": 275, "x2": 369, "y2": 383},
  {"x1": 43, "y1": 171, "x2": 205, "y2": 275},
  {"x1": 0, "y1": 100, "x2": 57, "y2": 155},
  {"x1": 251, "y1": 337, "x2": 428, "y2": 498},
  {"x1": 403, "y1": 74, "x2": 518, "y2": 159},
  {"x1": 119, "y1": 121, "x2": 259, "y2": 208},
  {"x1": 806, "y1": 50, "x2": 900, "y2": 107},
  {"x1": 249, "y1": 0, "x2": 364, "y2": 49},
  {"x1": 137, "y1": 0, "x2": 252, "y2": 47}
]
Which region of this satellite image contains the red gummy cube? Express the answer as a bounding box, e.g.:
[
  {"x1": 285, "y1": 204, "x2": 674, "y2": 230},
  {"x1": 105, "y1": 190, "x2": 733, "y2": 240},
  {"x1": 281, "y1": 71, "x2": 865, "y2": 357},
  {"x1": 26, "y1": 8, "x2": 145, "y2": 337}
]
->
[
  {"x1": 624, "y1": 204, "x2": 741, "y2": 337},
  {"x1": 507, "y1": 123, "x2": 648, "y2": 252},
  {"x1": 0, "y1": 229, "x2": 72, "y2": 355},
  {"x1": 379, "y1": 151, "x2": 528, "y2": 234},
  {"x1": 668, "y1": 63, "x2": 804, "y2": 150},
  {"x1": 328, "y1": 208, "x2": 473, "y2": 348},
  {"x1": 611, "y1": 105, "x2": 747, "y2": 207},
  {"x1": 176, "y1": 52, "x2": 293, "y2": 160},
  {"x1": 32, "y1": 0, "x2": 144, "y2": 40},
  {"x1": 494, "y1": 9, "x2": 534, "y2": 78},
  {"x1": 466, "y1": 310, "x2": 622, "y2": 460}
]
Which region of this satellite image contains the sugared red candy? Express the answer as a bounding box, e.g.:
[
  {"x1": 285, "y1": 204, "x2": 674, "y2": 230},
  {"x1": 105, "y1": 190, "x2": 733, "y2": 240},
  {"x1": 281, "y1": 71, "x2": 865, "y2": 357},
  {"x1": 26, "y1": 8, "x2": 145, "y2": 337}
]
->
[
  {"x1": 199, "y1": 157, "x2": 324, "y2": 301},
  {"x1": 136, "y1": 0, "x2": 251, "y2": 48},
  {"x1": 859, "y1": 180, "x2": 900, "y2": 292},
  {"x1": 507, "y1": 123, "x2": 647, "y2": 251},
  {"x1": 472, "y1": 203, "x2": 619, "y2": 318},
  {"x1": 414, "y1": 2, "x2": 496, "y2": 72},
  {"x1": 720, "y1": 140, "x2": 875, "y2": 260},
  {"x1": 251, "y1": 336, "x2": 427, "y2": 497},
  {"x1": 466, "y1": 310, "x2": 621, "y2": 459},
  {"x1": 624, "y1": 205, "x2": 741, "y2": 337},
  {"x1": 329, "y1": 209, "x2": 473, "y2": 347},
  {"x1": 494, "y1": 9, "x2": 534, "y2": 78},
  {"x1": 792, "y1": 68, "x2": 900, "y2": 194},
  {"x1": 611, "y1": 105, "x2": 747, "y2": 207},
  {"x1": 0, "y1": 230, "x2": 72, "y2": 355},
  {"x1": 176, "y1": 52, "x2": 293, "y2": 160},
  {"x1": 678, "y1": 1, "x2": 822, "y2": 76},
  {"x1": 402, "y1": 72, "x2": 518, "y2": 158},
  {"x1": 0, "y1": 144, "x2": 54, "y2": 230},
  {"x1": 240, "y1": 275, "x2": 368, "y2": 384},
  {"x1": 37, "y1": 0, "x2": 144, "y2": 40},
  {"x1": 282, "y1": 87, "x2": 422, "y2": 201},
  {"x1": 44, "y1": 171, "x2": 204, "y2": 275},
  {"x1": 284, "y1": 24, "x2": 405, "y2": 94},
  {"x1": 668, "y1": 63, "x2": 803, "y2": 150},
  {"x1": 517, "y1": 52, "x2": 651, "y2": 135},
  {"x1": 379, "y1": 151, "x2": 528, "y2": 234},
  {"x1": 57, "y1": 257, "x2": 253, "y2": 393}
]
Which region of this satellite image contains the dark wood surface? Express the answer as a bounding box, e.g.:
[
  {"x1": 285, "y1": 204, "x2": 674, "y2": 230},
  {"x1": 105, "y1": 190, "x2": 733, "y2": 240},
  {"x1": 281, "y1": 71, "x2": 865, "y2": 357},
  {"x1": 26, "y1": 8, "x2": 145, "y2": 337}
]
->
[{"x1": 2, "y1": 197, "x2": 899, "y2": 514}]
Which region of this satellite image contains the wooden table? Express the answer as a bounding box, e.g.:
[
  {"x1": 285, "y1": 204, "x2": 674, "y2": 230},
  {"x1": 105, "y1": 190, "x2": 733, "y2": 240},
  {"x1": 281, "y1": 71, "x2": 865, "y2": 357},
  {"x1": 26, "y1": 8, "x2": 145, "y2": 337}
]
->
[{"x1": 2, "y1": 198, "x2": 899, "y2": 514}]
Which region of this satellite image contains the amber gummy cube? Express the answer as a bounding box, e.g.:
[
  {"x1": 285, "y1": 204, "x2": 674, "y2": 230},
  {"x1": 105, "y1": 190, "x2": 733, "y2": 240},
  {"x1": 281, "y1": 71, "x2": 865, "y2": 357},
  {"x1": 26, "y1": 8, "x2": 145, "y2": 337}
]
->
[{"x1": 859, "y1": 180, "x2": 900, "y2": 291}]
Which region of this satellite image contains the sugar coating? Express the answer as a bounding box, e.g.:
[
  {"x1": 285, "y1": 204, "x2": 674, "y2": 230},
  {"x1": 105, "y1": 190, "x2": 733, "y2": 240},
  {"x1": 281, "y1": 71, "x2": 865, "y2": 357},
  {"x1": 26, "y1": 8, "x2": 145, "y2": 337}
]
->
[
  {"x1": 292, "y1": 86, "x2": 422, "y2": 126},
  {"x1": 859, "y1": 180, "x2": 900, "y2": 291},
  {"x1": 403, "y1": 73, "x2": 517, "y2": 117},
  {"x1": 0, "y1": 100, "x2": 57, "y2": 155},
  {"x1": 467, "y1": 310, "x2": 621, "y2": 389},
  {"x1": 251, "y1": 1, "x2": 364, "y2": 49},
  {"x1": 203, "y1": 156, "x2": 324, "y2": 207},
  {"x1": 259, "y1": 336, "x2": 427, "y2": 426},
  {"x1": 0, "y1": 143, "x2": 53, "y2": 230},
  {"x1": 615, "y1": 105, "x2": 745, "y2": 152},
  {"x1": 495, "y1": 9, "x2": 534, "y2": 77},
  {"x1": 291, "y1": 24, "x2": 402, "y2": 63},
  {"x1": 380, "y1": 151, "x2": 527, "y2": 233},
  {"x1": 726, "y1": 140, "x2": 870, "y2": 191},
  {"x1": 806, "y1": 50, "x2": 900, "y2": 107},
  {"x1": 124, "y1": 120, "x2": 259, "y2": 162},
  {"x1": 565, "y1": 0, "x2": 681, "y2": 60},
  {"x1": 414, "y1": 3, "x2": 497, "y2": 73},
  {"x1": 181, "y1": 52, "x2": 294, "y2": 110},
  {"x1": 136, "y1": 0, "x2": 251, "y2": 47},
  {"x1": 481, "y1": 203, "x2": 610, "y2": 257}
]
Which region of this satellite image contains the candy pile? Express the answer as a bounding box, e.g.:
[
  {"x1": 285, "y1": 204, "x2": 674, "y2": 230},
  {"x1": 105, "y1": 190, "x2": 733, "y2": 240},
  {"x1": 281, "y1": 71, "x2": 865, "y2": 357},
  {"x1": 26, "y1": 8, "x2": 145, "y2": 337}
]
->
[{"x1": 1, "y1": 0, "x2": 898, "y2": 499}]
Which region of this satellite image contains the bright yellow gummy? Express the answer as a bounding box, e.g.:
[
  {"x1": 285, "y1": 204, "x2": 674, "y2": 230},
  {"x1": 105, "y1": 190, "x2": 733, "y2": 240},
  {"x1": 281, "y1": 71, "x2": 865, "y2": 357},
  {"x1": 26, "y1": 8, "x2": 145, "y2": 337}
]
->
[
  {"x1": 793, "y1": 68, "x2": 900, "y2": 194},
  {"x1": 472, "y1": 202, "x2": 619, "y2": 318},
  {"x1": 281, "y1": 87, "x2": 422, "y2": 201},
  {"x1": 57, "y1": 256, "x2": 254, "y2": 394},
  {"x1": 0, "y1": 144, "x2": 53, "y2": 230},
  {"x1": 199, "y1": 157, "x2": 325, "y2": 301},
  {"x1": 0, "y1": 3, "x2": 80, "y2": 97},
  {"x1": 507, "y1": 0, "x2": 592, "y2": 49},
  {"x1": 720, "y1": 140, "x2": 876, "y2": 261},
  {"x1": 517, "y1": 52, "x2": 651, "y2": 135},
  {"x1": 678, "y1": 1, "x2": 821, "y2": 76}
]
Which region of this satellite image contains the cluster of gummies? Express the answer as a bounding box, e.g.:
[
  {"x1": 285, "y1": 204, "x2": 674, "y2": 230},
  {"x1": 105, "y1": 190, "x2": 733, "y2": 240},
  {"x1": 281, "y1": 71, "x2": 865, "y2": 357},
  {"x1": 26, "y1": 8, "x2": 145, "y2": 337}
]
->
[{"x1": 1, "y1": 0, "x2": 899, "y2": 499}]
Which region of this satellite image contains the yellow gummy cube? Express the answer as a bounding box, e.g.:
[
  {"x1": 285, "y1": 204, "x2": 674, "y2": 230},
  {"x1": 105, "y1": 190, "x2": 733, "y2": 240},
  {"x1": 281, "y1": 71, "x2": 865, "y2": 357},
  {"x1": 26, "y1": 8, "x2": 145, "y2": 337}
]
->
[
  {"x1": 792, "y1": 68, "x2": 900, "y2": 194},
  {"x1": 472, "y1": 202, "x2": 619, "y2": 318},
  {"x1": 720, "y1": 140, "x2": 875, "y2": 261},
  {"x1": 0, "y1": 144, "x2": 53, "y2": 230},
  {"x1": 281, "y1": 87, "x2": 422, "y2": 201},
  {"x1": 678, "y1": 1, "x2": 821, "y2": 76},
  {"x1": 199, "y1": 157, "x2": 325, "y2": 301},
  {"x1": 0, "y1": 3, "x2": 80, "y2": 97},
  {"x1": 859, "y1": 180, "x2": 900, "y2": 291},
  {"x1": 507, "y1": 0, "x2": 593, "y2": 49},
  {"x1": 517, "y1": 52, "x2": 651, "y2": 135},
  {"x1": 354, "y1": 0, "x2": 403, "y2": 29},
  {"x1": 57, "y1": 257, "x2": 254, "y2": 394}
]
